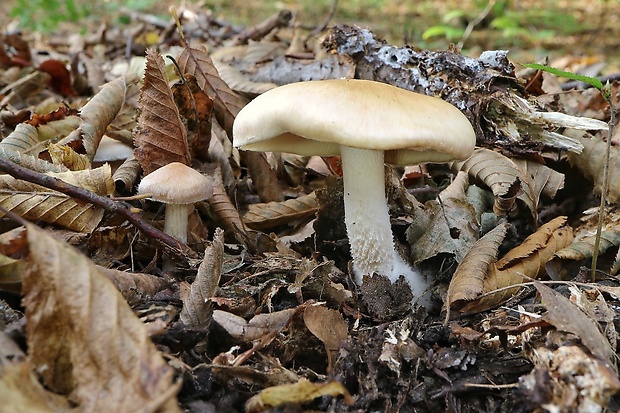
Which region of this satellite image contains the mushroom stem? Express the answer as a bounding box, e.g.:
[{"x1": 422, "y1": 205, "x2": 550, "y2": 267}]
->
[
  {"x1": 340, "y1": 145, "x2": 425, "y2": 292},
  {"x1": 164, "y1": 203, "x2": 192, "y2": 244}
]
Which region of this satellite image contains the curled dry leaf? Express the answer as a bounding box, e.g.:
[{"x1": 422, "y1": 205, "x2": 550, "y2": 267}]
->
[
  {"x1": 180, "y1": 228, "x2": 224, "y2": 328},
  {"x1": 451, "y1": 148, "x2": 563, "y2": 220},
  {"x1": 547, "y1": 230, "x2": 620, "y2": 279},
  {"x1": 457, "y1": 216, "x2": 574, "y2": 316},
  {"x1": 112, "y1": 156, "x2": 141, "y2": 194},
  {"x1": 212, "y1": 308, "x2": 297, "y2": 341},
  {"x1": 568, "y1": 132, "x2": 620, "y2": 203},
  {"x1": 242, "y1": 191, "x2": 319, "y2": 230},
  {"x1": 59, "y1": 76, "x2": 129, "y2": 162},
  {"x1": 446, "y1": 222, "x2": 510, "y2": 315},
  {"x1": 245, "y1": 379, "x2": 353, "y2": 413},
  {"x1": 0, "y1": 145, "x2": 67, "y2": 174},
  {"x1": 96, "y1": 266, "x2": 171, "y2": 300},
  {"x1": 21, "y1": 223, "x2": 181, "y2": 412},
  {"x1": 208, "y1": 171, "x2": 250, "y2": 246},
  {"x1": 134, "y1": 49, "x2": 191, "y2": 175},
  {"x1": 534, "y1": 282, "x2": 615, "y2": 364},
  {"x1": 47, "y1": 142, "x2": 90, "y2": 171}
]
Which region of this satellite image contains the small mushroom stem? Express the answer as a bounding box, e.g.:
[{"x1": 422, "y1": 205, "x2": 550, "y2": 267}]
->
[
  {"x1": 164, "y1": 203, "x2": 192, "y2": 244},
  {"x1": 340, "y1": 146, "x2": 425, "y2": 291}
]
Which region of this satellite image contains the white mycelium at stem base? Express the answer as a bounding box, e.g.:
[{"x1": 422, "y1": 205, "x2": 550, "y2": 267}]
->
[{"x1": 340, "y1": 145, "x2": 425, "y2": 291}]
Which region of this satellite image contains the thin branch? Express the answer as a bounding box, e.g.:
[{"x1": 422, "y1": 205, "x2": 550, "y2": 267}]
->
[{"x1": 0, "y1": 156, "x2": 199, "y2": 261}]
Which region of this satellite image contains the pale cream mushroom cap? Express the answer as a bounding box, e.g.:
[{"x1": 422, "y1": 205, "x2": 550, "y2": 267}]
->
[
  {"x1": 232, "y1": 79, "x2": 476, "y2": 164},
  {"x1": 138, "y1": 162, "x2": 213, "y2": 204}
]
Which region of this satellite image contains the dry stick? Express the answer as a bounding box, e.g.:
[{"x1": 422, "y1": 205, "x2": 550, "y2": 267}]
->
[
  {"x1": 0, "y1": 156, "x2": 198, "y2": 261},
  {"x1": 591, "y1": 87, "x2": 616, "y2": 281}
]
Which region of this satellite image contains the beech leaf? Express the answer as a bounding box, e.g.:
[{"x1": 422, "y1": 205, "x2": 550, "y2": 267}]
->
[
  {"x1": 134, "y1": 49, "x2": 191, "y2": 175},
  {"x1": 21, "y1": 223, "x2": 181, "y2": 412},
  {"x1": 242, "y1": 191, "x2": 319, "y2": 230}
]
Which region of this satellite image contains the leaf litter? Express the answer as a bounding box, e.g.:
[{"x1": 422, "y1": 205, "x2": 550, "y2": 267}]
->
[{"x1": 0, "y1": 4, "x2": 619, "y2": 413}]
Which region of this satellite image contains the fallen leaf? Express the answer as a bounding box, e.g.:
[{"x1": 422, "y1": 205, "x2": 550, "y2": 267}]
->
[
  {"x1": 21, "y1": 223, "x2": 181, "y2": 412},
  {"x1": 245, "y1": 379, "x2": 353, "y2": 413}
]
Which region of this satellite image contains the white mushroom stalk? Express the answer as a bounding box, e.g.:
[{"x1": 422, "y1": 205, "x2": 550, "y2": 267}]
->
[
  {"x1": 340, "y1": 146, "x2": 423, "y2": 289},
  {"x1": 232, "y1": 79, "x2": 476, "y2": 301},
  {"x1": 163, "y1": 203, "x2": 192, "y2": 244}
]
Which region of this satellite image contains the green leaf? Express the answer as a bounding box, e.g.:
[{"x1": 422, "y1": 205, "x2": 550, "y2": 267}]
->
[{"x1": 522, "y1": 62, "x2": 603, "y2": 91}]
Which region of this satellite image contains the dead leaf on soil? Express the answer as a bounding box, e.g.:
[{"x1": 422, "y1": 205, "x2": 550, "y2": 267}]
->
[
  {"x1": 453, "y1": 216, "x2": 574, "y2": 316},
  {"x1": 245, "y1": 379, "x2": 353, "y2": 413},
  {"x1": 535, "y1": 282, "x2": 615, "y2": 365},
  {"x1": 213, "y1": 307, "x2": 298, "y2": 341},
  {"x1": 179, "y1": 228, "x2": 224, "y2": 328},
  {"x1": 134, "y1": 49, "x2": 191, "y2": 174},
  {"x1": 446, "y1": 222, "x2": 510, "y2": 316},
  {"x1": 568, "y1": 132, "x2": 620, "y2": 204},
  {"x1": 21, "y1": 223, "x2": 181, "y2": 412},
  {"x1": 242, "y1": 191, "x2": 319, "y2": 230},
  {"x1": 303, "y1": 304, "x2": 348, "y2": 371}
]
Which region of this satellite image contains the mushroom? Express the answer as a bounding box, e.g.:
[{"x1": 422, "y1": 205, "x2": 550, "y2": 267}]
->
[
  {"x1": 138, "y1": 162, "x2": 213, "y2": 244},
  {"x1": 232, "y1": 79, "x2": 475, "y2": 298}
]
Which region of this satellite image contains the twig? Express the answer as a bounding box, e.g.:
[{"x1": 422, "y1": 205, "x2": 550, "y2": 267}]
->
[
  {"x1": 591, "y1": 85, "x2": 616, "y2": 281},
  {"x1": 232, "y1": 10, "x2": 293, "y2": 45},
  {"x1": 0, "y1": 156, "x2": 198, "y2": 261},
  {"x1": 457, "y1": 0, "x2": 496, "y2": 50},
  {"x1": 307, "y1": 0, "x2": 339, "y2": 38}
]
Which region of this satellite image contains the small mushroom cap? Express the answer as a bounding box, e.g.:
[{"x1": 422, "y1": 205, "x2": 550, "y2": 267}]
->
[
  {"x1": 233, "y1": 79, "x2": 476, "y2": 165},
  {"x1": 138, "y1": 162, "x2": 213, "y2": 204}
]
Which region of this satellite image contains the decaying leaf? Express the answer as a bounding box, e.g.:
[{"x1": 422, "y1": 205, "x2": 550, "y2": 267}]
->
[
  {"x1": 454, "y1": 217, "x2": 574, "y2": 316},
  {"x1": 520, "y1": 345, "x2": 620, "y2": 412},
  {"x1": 547, "y1": 230, "x2": 620, "y2": 279},
  {"x1": 177, "y1": 45, "x2": 248, "y2": 139},
  {"x1": 180, "y1": 228, "x2": 224, "y2": 328},
  {"x1": 47, "y1": 142, "x2": 90, "y2": 171},
  {"x1": 21, "y1": 223, "x2": 181, "y2": 412},
  {"x1": 446, "y1": 222, "x2": 510, "y2": 314},
  {"x1": 59, "y1": 76, "x2": 130, "y2": 162},
  {"x1": 303, "y1": 305, "x2": 348, "y2": 371},
  {"x1": 172, "y1": 74, "x2": 214, "y2": 162},
  {"x1": 568, "y1": 132, "x2": 620, "y2": 204},
  {"x1": 245, "y1": 379, "x2": 353, "y2": 413},
  {"x1": 407, "y1": 172, "x2": 480, "y2": 264},
  {"x1": 535, "y1": 282, "x2": 615, "y2": 365},
  {"x1": 450, "y1": 148, "x2": 561, "y2": 220},
  {"x1": 242, "y1": 191, "x2": 319, "y2": 230},
  {"x1": 134, "y1": 49, "x2": 191, "y2": 175},
  {"x1": 213, "y1": 308, "x2": 298, "y2": 341}
]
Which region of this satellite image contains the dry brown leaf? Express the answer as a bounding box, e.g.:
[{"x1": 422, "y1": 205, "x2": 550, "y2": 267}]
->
[
  {"x1": 208, "y1": 172, "x2": 250, "y2": 245},
  {"x1": 0, "y1": 123, "x2": 47, "y2": 156},
  {"x1": 407, "y1": 172, "x2": 479, "y2": 264},
  {"x1": 212, "y1": 308, "x2": 297, "y2": 341},
  {"x1": 180, "y1": 228, "x2": 224, "y2": 328},
  {"x1": 446, "y1": 222, "x2": 510, "y2": 314},
  {"x1": 21, "y1": 223, "x2": 181, "y2": 412},
  {"x1": 172, "y1": 74, "x2": 214, "y2": 162},
  {"x1": 47, "y1": 142, "x2": 90, "y2": 171},
  {"x1": 59, "y1": 76, "x2": 129, "y2": 162},
  {"x1": 547, "y1": 230, "x2": 620, "y2": 279},
  {"x1": 450, "y1": 147, "x2": 557, "y2": 220},
  {"x1": 458, "y1": 216, "x2": 574, "y2": 315},
  {"x1": 568, "y1": 132, "x2": 620, "y2": 203},
  {"x1": 0, "y1": 361, "x2": 70, "y2": 413},
  {"x1": 303, "y1": 305, "x2": 348, "y2": 370},
  {"x1": 245, "y1": 379, "x2": 353, "y2": 413},
  {"x1": 535, "y1": 282, "x2": 615, "y2": 364},
  {"x1": 176, "y1": 45, "x2": 248, "y2": 139},
  {"x1": 112, "y1": 156, "x2": 140, "y2": 194},
  {"x1": 0, "y1": 166, "x2": 112, "y2": 232},
  {"x1": 0, "y1": 146, "x2": 67, "y2": 173},
  {"x1": 242, "y1": 191, "x2": 319, "y2": 230},
  {"x1": 240, "y1": 150, "x2": 284, "y2": 202},
  {"x1": 134, "y1": 49, "x2": 191, "y2": 175},
  {"x1": 96, "y1": 266, "x2": 171, "y2": 300}
]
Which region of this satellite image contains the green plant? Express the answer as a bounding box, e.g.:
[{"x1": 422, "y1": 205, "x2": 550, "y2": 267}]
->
[{"x1": 10, "y1": 0, "x2": 87, "y2": 32}]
